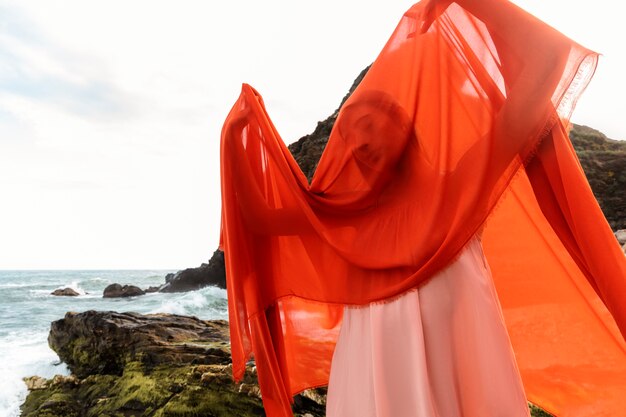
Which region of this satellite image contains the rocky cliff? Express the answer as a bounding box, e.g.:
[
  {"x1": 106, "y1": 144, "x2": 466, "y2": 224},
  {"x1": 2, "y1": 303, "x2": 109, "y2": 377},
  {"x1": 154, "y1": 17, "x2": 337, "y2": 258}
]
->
[{"x1": 569, "y1": 124, "x2": 626, "y2": 231}]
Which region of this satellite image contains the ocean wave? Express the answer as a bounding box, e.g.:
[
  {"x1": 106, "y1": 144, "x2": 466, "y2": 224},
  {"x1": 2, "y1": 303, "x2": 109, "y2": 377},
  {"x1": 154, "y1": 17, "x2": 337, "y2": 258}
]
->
[
  {"x1": 57, "y1": 281, "x2": 87, "y2": 294},
  {"x1": 0, "y1": 270, "x2": 181, "y2": 417},
  {"x1": 147, "y1": 286, "x2": 227, "y2": 320},
  {"x1": 0, "y1": 328, "x2": 70, "y2": 417},
  {"x1": 0, "y1": 282, "x2": 44, "y2": 289},
  {"x1": 41, "y1": 281, "x2": 88, "y2": 296},
  {"x1": 145, "y1": 275, "x2": 164, "y2": 280},
  {"x1": 23, "y1": 280, "x2": 94, "y2": 299}
]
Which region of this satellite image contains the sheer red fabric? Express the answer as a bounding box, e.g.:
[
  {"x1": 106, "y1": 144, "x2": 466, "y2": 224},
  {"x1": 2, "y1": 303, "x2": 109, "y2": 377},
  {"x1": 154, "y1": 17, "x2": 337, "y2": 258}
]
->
[{"x1": 219, "y1": 0, "x2": 626, "y2": 415}]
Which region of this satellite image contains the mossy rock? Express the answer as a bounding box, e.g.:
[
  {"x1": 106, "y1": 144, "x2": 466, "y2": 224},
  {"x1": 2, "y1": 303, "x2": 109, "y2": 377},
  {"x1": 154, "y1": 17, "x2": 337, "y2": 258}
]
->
[
  {"x1": 21, "y1": 361, "x2": 270, "y2": 417},
  {"x1": 21, "y1": 390, "x2": 81, "y2": 417},
  {"x1": 154, "y1": 386, "x2": 265, "y2": 417}
]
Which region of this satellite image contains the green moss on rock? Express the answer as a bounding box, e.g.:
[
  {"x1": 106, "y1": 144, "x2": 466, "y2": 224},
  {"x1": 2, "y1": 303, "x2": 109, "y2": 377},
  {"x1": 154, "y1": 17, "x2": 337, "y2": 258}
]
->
[{"x1": 21, "y1": 361, "x2": 268, "y2": 417}]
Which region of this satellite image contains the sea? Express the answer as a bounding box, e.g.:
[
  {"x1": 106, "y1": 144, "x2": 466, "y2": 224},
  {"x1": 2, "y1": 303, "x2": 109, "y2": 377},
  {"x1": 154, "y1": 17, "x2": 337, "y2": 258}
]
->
[{"x1": 0, "y1": 270, "x2": 229, "y2": 417}]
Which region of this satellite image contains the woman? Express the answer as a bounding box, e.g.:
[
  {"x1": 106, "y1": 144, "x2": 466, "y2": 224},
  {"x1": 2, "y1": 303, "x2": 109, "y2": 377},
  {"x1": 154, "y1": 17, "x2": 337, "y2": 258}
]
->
[{"x1": 219, "y1": 0, "x2": 626, "y2": 415}]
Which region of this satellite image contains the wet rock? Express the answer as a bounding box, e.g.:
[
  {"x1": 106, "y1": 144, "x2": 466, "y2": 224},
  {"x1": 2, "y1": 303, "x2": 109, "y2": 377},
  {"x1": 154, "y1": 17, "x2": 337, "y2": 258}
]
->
[
  {"x1": 50, "y1": 374, "x2": 78, "y2": 388},
  {"x1": 51, "y1": 288, "x2": 79, "y2": 297},
  {"x1": 23, "y1": 376, "x2": 49, "y2": 390},
  {"x1": 238, "y1": 382, "x2": 262, "y2": 398},
  {"x1": 144, "y1": 285, "x2": 160, "y2": 293},
  {"x1": 102, "y1": 283, "x2": 145, "y2": 298},
  {"x1": 159, "y1": 249, "x2": 226, "y2": 292},
  {"x1": 48, "y1": 310, "x2": 231, "y2": 378}
]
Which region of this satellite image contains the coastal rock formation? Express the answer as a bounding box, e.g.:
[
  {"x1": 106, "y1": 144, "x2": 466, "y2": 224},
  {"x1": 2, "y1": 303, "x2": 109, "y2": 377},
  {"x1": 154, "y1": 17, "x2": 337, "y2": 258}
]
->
[
  {"x1": 569, "y1": 124, "x2": 626, "y2": 231},
  {"x1": 22, "y1": 310, "x2": 327, "y2": 417},
  {"x1": 102, "y1": 283, "x2": 145, "y2": 298},
  {"x1": 48, "y1": 311, "x2": 232, "y2": 378},
  {"x1": 159, "y1": 249, "x2": 226, "y2": 292},
  {"x1": 51, "y1": 288, "x2": 80, "y2": 297},
  {"x1": 144, "y1": 285, "x2": 160, "y2": 293}
]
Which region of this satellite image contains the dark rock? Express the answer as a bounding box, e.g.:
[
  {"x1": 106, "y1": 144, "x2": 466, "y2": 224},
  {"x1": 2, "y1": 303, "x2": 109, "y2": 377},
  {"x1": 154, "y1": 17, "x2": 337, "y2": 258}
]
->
[
  {"x1": 159, "y1": 249, "x2": 226, "y2": 292},
  {"x1": 570, "y1": 124, "x2": 626, "y2": 231},
  {"x1": 48, "y1": 310, "x2": 231, "y2": 378},
  {"x1": 102, "y1": 283, "x2": 145, "y2": 298},
  {"x1": 50, "y1": 288, "x2": 79, "y2": 297},
  {"x1": 144, "y1": 285, "x2": 160, "y2": 293}
]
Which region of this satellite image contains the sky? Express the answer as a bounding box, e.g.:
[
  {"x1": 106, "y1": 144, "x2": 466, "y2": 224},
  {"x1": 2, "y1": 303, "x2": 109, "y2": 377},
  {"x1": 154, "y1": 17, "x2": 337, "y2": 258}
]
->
[{"x1": 0, "y1": 0, "x2": 624, "y2": 269}]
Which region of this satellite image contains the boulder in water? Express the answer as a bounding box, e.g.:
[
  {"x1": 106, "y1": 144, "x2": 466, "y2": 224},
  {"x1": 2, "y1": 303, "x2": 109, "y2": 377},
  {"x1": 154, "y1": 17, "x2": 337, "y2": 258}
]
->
[
  {"x1": 50, "y1": 288, "x2": 79, "y2": 297},
  {"x1": 103, "y1": 283, "x2": 145, "y2": 298}
]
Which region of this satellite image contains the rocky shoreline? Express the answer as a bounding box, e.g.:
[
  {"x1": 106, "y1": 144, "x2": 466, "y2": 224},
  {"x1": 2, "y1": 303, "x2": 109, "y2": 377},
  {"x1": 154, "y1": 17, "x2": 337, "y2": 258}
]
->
[
  {"x1": 21, "y1": 310, "x2": 326, "y2": 417},
  {"x1": 102, "y1": 249, "x2": 227, "y2": 298}
]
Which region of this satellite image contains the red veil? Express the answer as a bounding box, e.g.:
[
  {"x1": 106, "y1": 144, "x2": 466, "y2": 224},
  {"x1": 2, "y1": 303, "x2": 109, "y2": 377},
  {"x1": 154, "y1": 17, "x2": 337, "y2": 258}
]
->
[{"x1": 219, "y1": 0, "x2": 626, "y2": 415}]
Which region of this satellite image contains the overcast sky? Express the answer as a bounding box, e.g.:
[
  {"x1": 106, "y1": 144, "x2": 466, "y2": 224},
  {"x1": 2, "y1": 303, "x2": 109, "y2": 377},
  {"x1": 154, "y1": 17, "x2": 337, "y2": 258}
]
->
[{"x1": 0, "y1": 0, "x2": 623, "y2": 269}]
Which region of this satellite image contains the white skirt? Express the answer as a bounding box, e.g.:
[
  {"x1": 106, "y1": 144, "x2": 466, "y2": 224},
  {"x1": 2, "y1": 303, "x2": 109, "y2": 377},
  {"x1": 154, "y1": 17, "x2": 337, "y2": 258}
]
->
[{"x1": 326, "y1": 236, "x2": 530, "y2": 417}]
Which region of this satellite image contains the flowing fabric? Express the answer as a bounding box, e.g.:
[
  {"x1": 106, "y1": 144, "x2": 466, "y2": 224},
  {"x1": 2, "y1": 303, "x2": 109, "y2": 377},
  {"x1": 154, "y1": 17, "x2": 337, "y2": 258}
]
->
[
  {"x1": 326, "y1": 234, "x2": 530, "y2": 417},
  {"x1": 219, "y1": 0, "x2": 626, "y2": 416}
]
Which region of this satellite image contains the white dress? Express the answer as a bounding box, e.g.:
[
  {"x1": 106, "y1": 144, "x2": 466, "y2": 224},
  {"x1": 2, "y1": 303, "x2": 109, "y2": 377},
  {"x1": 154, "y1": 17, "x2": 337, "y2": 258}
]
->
[{"x1": 326, "y1": 235, "x2": 530, "y2": 417}]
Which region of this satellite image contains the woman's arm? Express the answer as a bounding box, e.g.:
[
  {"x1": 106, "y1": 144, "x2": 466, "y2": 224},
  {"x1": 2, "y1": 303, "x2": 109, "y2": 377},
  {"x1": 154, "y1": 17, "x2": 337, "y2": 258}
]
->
[
  {"x1": 225, "y1": 113, "x2": 312, "y2": 236},
  {"x1": 420, "y1": 0, "x2": 570, "y2": 156}
]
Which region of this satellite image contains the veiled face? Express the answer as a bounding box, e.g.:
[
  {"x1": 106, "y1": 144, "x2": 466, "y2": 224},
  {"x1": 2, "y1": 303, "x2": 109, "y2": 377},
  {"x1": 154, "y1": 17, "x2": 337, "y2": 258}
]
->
[{"x1": 339, "y1": 91, "x2": 414, "y2": 175}]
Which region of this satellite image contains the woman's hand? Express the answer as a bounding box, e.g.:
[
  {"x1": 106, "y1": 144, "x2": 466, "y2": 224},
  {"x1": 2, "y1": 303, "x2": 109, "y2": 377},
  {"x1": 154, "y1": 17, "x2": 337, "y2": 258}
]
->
[{"x1": 419, "y1": 0, "x2": 453, "y2": 34}]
